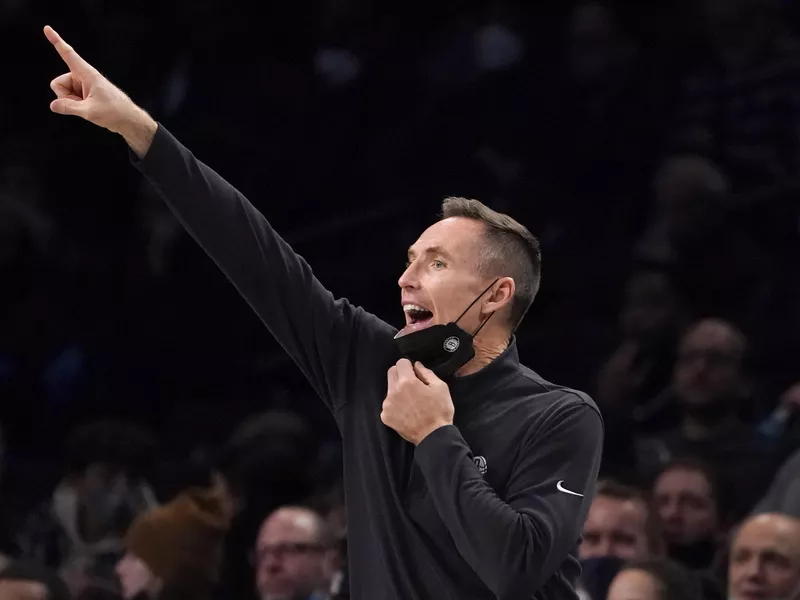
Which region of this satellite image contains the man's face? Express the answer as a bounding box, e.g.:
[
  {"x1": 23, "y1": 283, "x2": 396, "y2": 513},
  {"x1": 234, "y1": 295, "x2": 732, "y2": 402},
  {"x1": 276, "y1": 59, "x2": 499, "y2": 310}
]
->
[
  {"x1": 729, "y1": 515, "x2": 800, "y2": 600},
  {"x1": 673, "y1": 320, "x2": 745, "y2": 412},
  {"x1": 653, "y1": 157, "x2": 727, "y2": 246},
  {"x1": 619, "y1": 271, "x2": 682, "y2": 342},
  {"x1": 397, "y1": 217, "x2": 493, "y2": 338},
  {"x1": 79, "y1": 463, "x2": 140, "y2": 542},
  {"x1": 254, "y1": 508, "x2": 329, "y2": 600},
  {"x1": 654, "y1": 467, "x2": 718, "y2": 545},
  {"x1": 581, "y1": 496, "x2": 651, "y2": 561}
]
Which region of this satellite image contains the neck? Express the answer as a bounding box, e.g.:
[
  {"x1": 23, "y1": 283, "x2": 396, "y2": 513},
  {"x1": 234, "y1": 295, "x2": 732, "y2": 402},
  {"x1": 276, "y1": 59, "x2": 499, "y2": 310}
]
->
[{"x1": 456, "y1": 334, "x2": 508, "y2": 377}]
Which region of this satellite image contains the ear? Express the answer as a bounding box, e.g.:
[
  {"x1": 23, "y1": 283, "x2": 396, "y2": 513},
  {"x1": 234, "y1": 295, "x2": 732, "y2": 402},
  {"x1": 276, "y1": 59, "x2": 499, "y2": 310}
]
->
[
  {"x1": 483, "y1": 277, "x2": 515, "y2": 317},
  {"x1": 323, "y1": 547, "x2": 343, "y2": 579}
]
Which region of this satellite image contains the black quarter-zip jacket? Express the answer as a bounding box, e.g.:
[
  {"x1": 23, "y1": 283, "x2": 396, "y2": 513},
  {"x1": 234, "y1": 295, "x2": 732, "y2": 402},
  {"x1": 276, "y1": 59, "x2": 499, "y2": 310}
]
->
[{"x1": 132, "y1": 125, "x2": 604, "y2": 600}]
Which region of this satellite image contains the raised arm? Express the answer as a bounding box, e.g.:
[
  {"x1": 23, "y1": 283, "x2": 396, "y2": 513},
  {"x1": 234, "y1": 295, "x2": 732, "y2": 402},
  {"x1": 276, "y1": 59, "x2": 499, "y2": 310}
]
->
[{"x1": 42, "y1": 26, "x2": 395, "y2": 411}]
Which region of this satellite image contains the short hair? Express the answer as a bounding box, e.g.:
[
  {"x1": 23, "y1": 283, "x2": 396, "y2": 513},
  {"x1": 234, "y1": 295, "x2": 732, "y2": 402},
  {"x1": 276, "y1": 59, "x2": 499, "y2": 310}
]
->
[
  {"x1": 263, "y1": 505, "x2": 336, "y2": 549},
  {"x1": 441, "y1": 197, "x2": 542, "y2": 330},
  {"x1": 596, "y1": 479, "x2": 665, "y2": 556},
  {"x1": 619, "y1": 559, "x2": 704, "y2": 600},
  {"x1": 655, "y1": 457, "x2": 722, "y2": 508}
]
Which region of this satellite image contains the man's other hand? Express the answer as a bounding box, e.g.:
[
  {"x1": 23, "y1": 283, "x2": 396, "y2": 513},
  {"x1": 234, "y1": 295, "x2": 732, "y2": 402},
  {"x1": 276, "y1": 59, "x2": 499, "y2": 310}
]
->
[
  {"x1": 44, "y1": 25, "x2": 157, "y2": 157},
  {"x1": 381, "y1": 359, "x2": 455, "y2": 445}
]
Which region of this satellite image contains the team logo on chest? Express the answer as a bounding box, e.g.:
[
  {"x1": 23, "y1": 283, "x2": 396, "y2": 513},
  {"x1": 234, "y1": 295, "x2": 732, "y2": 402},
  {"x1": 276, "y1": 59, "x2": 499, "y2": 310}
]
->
[{"x1": 473, "y1": 455, "x2": 488, "y2": 476}]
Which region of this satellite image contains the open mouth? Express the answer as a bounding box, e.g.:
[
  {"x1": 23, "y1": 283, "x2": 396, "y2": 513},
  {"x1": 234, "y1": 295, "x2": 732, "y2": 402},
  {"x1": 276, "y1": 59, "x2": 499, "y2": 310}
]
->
[
  {"x1": 398, "y1": 303, "x2": 434, "y2": 336},
  {"x1": 405, "y1": 305, "x2": 434, "y2": 325}
]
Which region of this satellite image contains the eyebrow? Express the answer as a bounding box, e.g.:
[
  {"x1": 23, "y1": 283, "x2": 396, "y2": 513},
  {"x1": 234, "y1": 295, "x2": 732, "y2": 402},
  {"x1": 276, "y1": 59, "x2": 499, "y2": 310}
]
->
[{"x1": 407, "y1": 245, "x2": 453, "y2": 261}]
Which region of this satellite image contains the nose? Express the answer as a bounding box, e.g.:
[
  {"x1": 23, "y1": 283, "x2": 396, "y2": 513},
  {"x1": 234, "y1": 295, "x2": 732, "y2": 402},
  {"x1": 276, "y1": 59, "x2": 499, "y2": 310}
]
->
[
  {"x1": 743, "y1": 557, "x2": 765, "y2": 582},
  {"x1": 264, "y1": 552, "x2": 284, "y2": 574},
  {"x1": 661, "y1": 499, "x2": 681, "y2": 522},
  {"x1": 595, "y1": 536, "x2": 613, "y2": 557},
  {"x1": 398, "y1": 261, "x2": 418, "y2": 290}
]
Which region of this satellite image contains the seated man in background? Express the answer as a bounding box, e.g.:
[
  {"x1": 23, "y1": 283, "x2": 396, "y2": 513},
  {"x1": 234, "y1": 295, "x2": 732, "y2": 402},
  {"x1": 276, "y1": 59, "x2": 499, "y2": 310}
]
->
[
  {"x1": 728, "y1": 513, "x2": 800, "y2": 600},
  {"x1": 636, "y1": 318, "x2": 775, "y2": 519},
  {"x1": 578, "y1": 480, "x2": 664, "y2": 600},
  {"x1": 652, "y1": 458, "x2": 724, "y2": 570},
  {"x1": 253, "y1": 506, "x2": 339, "y2": 600}
]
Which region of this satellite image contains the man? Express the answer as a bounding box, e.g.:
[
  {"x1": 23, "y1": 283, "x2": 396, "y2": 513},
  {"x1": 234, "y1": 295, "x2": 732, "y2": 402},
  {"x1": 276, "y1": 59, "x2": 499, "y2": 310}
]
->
[
  {"x1": 213, "y1": 409, "x2": 318, "y2": 600},
  {"x1": 580, "y1": 480, "x2": 662, "y2": 563},
  {"x1": 42, "y1": 26, "x2": 604, "y2": 599},
  {"x1": 254, "y1": 507, "x2": 337, "y2": 600},
  {"x1": 728, "y1": 513, "x2": 800, "y2": 600},
  {"x1": 577, "y1": 481, "x2": 663, "y2": 600},
  {"x1": 652, "y1": 459, "x2": 722, "y2": 570},
  {"x1": 15, "y1": 420, "x2": 158, "y2": 597},
  {"x1": 635, "y1": 318, "x2": 775, "y2": 519}
]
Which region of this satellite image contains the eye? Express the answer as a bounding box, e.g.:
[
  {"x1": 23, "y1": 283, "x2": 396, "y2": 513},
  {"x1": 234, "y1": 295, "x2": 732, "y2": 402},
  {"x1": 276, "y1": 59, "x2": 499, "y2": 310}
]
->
[{"x1": 432, "y1": 259, "x2": 446, "y2": 269}]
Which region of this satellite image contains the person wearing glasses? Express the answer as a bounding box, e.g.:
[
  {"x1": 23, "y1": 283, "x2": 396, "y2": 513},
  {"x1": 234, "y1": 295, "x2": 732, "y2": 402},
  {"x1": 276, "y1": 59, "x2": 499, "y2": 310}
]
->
[{"x1": 253, "y1": 507, "x2": 339, "y2": 600}]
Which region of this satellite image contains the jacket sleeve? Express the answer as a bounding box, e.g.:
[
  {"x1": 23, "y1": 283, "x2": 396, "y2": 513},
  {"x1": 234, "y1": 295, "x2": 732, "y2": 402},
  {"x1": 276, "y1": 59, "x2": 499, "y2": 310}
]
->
[
  {"x1": 131, "y1": 124, "x2": 395, "y2": 411},
  {"x1": 414, "y1": 401, "x2": 603, "y2": 599}
]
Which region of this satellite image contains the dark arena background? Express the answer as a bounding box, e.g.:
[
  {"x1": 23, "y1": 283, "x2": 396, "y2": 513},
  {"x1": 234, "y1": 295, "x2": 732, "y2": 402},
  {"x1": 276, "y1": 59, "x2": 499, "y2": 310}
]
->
[{"x1": 2, "y1": 0, "x2": 800, "y2": 599}]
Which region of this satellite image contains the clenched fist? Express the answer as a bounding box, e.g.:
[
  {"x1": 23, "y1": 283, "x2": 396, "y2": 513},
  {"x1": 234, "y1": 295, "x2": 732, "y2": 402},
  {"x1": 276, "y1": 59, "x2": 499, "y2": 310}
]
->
[
  {"x1": 44, "y1": 25, "x2": 157, "y2": 157},
  {"x1": 381, "y1": 359, "x2": 455, "y2": 445}
]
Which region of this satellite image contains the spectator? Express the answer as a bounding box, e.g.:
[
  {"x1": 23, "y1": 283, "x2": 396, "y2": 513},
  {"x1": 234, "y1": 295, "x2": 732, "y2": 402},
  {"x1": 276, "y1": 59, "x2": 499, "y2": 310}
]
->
[
  {"x1": 253, "y1": 506, "x2": 339, "y2": 600},
  {"x1": 606, "y1": 559, "x2": 703, "y2": 600},
  {"x1": 581, "y1": 480, "x2": 663, "y2": 562},
  {"x1": 635, "y1": 318, "x2": 775, "y2": 518},
  {"x1": 635, "y1": 156, "x2": 777, "y2": 332},
  {"x1": 652, "y1": 459, "x2": 723, "y2": 570},
  {"x1": 16, "y1": 420, "x2": 159, "y2": 596},
  {"x1": 728, "y1": 513, "x2": 800, "y2": 600},
  {"x1": 578, "y1": 480, "x2": 663, "y2": 600},
  {"x1": 116, "y1": 484, "x2": 232, "y2": 600},
  {"x1": 213, "y1": 409, "x2": 318, "y2": 600},
  {"x1": 597, "y1": 265, "x2": 689, "y2": 412},
  {"x1": 596, "y1": 264, "x2": 691, "y2": 476}
]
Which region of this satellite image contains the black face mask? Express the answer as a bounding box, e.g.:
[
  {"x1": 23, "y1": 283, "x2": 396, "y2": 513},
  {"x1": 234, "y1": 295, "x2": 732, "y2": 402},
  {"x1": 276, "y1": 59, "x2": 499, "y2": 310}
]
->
[
  {"x1": 579, "y1": 556, "x2": 624, "y2": 600},
  {"x1": 394, "y1": 280, "x2": 498, "y2": 379},
  {"x1": 668, "y1": 537, "x2": 719, "y2": 570}
]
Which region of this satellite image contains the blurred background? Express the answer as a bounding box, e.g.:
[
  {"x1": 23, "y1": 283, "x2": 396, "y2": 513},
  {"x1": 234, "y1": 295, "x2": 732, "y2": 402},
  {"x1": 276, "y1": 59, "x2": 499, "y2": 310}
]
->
[{"x1": 1, "y1": 0, "x2": 800, "y2": 599}]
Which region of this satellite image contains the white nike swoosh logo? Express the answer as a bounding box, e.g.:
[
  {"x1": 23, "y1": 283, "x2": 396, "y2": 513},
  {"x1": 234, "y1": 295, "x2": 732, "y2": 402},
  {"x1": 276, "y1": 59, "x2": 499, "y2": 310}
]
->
[{"x1": 556, "y1": 480, "x2": 584, "y2": 497}]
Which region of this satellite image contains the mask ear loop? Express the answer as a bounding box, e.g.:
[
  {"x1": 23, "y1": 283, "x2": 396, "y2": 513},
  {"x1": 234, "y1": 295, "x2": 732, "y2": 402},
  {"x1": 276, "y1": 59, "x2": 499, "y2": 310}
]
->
[
  {"x1": 471, "y1": 309, "x2": 495, "y2": 338},
  {"x1": 454, "y1": 278, "x2": 500, "y2": 336}
]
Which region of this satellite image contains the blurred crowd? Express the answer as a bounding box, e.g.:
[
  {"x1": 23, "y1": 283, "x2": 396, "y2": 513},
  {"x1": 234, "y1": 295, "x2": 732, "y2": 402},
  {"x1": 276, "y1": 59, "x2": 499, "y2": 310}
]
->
[{"x1": 2, "y1": 0, "x2": 800, "y2": 598}]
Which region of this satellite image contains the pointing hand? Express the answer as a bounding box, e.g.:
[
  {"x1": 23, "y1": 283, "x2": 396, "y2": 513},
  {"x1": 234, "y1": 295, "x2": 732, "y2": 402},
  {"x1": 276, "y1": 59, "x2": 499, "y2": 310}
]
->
[{"x1": 44, "y1": 25, "x2": 157, "y2": 156}]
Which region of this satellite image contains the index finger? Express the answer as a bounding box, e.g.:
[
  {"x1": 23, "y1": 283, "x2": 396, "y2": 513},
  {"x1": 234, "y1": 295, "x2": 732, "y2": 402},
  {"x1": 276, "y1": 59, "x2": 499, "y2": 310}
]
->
[{"x1": 44, "y1": 25, "x2": 91, "y2": 72}]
